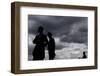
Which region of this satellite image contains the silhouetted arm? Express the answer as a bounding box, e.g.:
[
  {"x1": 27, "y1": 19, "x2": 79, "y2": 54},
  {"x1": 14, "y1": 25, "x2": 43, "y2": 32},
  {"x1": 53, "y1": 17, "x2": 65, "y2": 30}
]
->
[
  {"x1": 33, "y1": 35, "x2": 38, "y2": 44},
  {"x1": 53, "y1": 39, "x2": 55, "y2": 49},
  {"x1": 44, "y1": 35, "x2": 48, "y2": 46}
]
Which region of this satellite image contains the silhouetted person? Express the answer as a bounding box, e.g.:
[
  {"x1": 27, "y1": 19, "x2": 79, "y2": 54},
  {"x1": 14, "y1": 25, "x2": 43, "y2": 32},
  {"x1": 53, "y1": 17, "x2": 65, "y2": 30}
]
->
[
  {"x1": 32, "y1": 26, "x2": 48, "y2": 60},
  {"x1": 47, "y1": 32, "x2": 56, "y2": 60},
  {"x1": 82, "y1": 51, "x2": 87, "y2": 58}
]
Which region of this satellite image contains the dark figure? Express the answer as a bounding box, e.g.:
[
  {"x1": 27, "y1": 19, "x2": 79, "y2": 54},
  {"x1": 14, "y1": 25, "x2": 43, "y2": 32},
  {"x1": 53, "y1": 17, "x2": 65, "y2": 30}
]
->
[
  {"x1": 32, "y1": 26, "x2": 48, "y2": 60},
  {"x1": 82, "y1": 51, "x2": 87, "y2": 58},
  {"x1": 47, "y1": 32, "x2": 56, "y2": 60}
]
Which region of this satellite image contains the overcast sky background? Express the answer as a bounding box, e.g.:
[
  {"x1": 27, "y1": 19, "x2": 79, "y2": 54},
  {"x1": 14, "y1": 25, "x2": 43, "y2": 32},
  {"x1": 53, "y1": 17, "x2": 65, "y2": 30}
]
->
[{"x1": 28, "y1": 15, "x2": 88, "y2": 60}]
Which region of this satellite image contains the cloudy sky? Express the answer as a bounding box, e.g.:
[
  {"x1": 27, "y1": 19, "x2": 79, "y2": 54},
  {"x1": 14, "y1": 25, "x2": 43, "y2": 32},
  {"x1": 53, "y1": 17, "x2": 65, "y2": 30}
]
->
[{"x1": 28, "y1": 15, "x2": 88, "y2": 60}]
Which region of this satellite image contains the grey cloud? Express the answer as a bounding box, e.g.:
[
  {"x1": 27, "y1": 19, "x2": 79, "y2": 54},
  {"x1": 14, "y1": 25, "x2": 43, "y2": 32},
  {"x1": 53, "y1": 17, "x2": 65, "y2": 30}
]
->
[
  {"x1": 60, "y1": 18, "x2": 88, "y2": 44},
  {"x1": 55, "y1": 43, "x2": 66, "y2": 50},
  {"x1": 28, "y1": 15, "x2": 86, "y2": 36},
  {"x1": 28, "y1": 15, "x2": 88, "y2": 45}
]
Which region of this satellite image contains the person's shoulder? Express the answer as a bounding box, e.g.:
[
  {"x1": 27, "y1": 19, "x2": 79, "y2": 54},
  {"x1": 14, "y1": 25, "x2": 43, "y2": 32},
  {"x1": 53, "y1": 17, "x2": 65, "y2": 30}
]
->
[
  {"x1": 35, "y1": 34, "x2": 39, "y2": 37},
  {"x1": 42, "y1": 34, "x2": 46, "y2": 37},
  {"x1": 52, "y1": 37, "x2": 54, "y2": 40}
]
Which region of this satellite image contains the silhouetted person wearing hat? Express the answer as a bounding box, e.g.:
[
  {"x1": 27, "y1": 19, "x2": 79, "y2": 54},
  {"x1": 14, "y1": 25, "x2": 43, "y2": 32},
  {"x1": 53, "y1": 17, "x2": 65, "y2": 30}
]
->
[
  {"x1": 82, "y1": 51, "x2": 87, "y2": 58},
  {"x1": 47, "y1": 32, "x2": 56, "y2": 60},
  {"x1": 32, "y1": 26, "x2": 48, "y2": 60}
]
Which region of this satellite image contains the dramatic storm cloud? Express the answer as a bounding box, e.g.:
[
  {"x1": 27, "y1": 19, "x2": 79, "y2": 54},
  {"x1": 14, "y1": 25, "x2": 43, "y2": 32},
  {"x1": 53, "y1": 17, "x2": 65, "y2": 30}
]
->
[{"x1": 28, "y1": 15, "x2": 88, "y2": 43}]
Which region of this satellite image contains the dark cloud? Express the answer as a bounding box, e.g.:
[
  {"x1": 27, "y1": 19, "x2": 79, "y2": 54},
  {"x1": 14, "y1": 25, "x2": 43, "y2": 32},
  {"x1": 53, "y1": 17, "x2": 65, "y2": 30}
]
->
[
  {"x1": 28, "y1": 15, "x2": 88, "y2": 51},
  {"x1": 28, "y1": 15, "x2": 87, "y2": 37},
  {"x1": 60, "y1": 18, "x2": 88, "y2": 44}
]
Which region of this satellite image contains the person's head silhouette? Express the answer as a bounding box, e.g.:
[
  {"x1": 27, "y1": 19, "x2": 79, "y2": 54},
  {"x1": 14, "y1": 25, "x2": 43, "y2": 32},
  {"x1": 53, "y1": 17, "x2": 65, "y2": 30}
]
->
[
  {"x1": 38, "y1": 26, "x2": 44, "y2": 34},
  {"x1": 47, "y1": 32, "x2": 52, "y2": 38}
]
